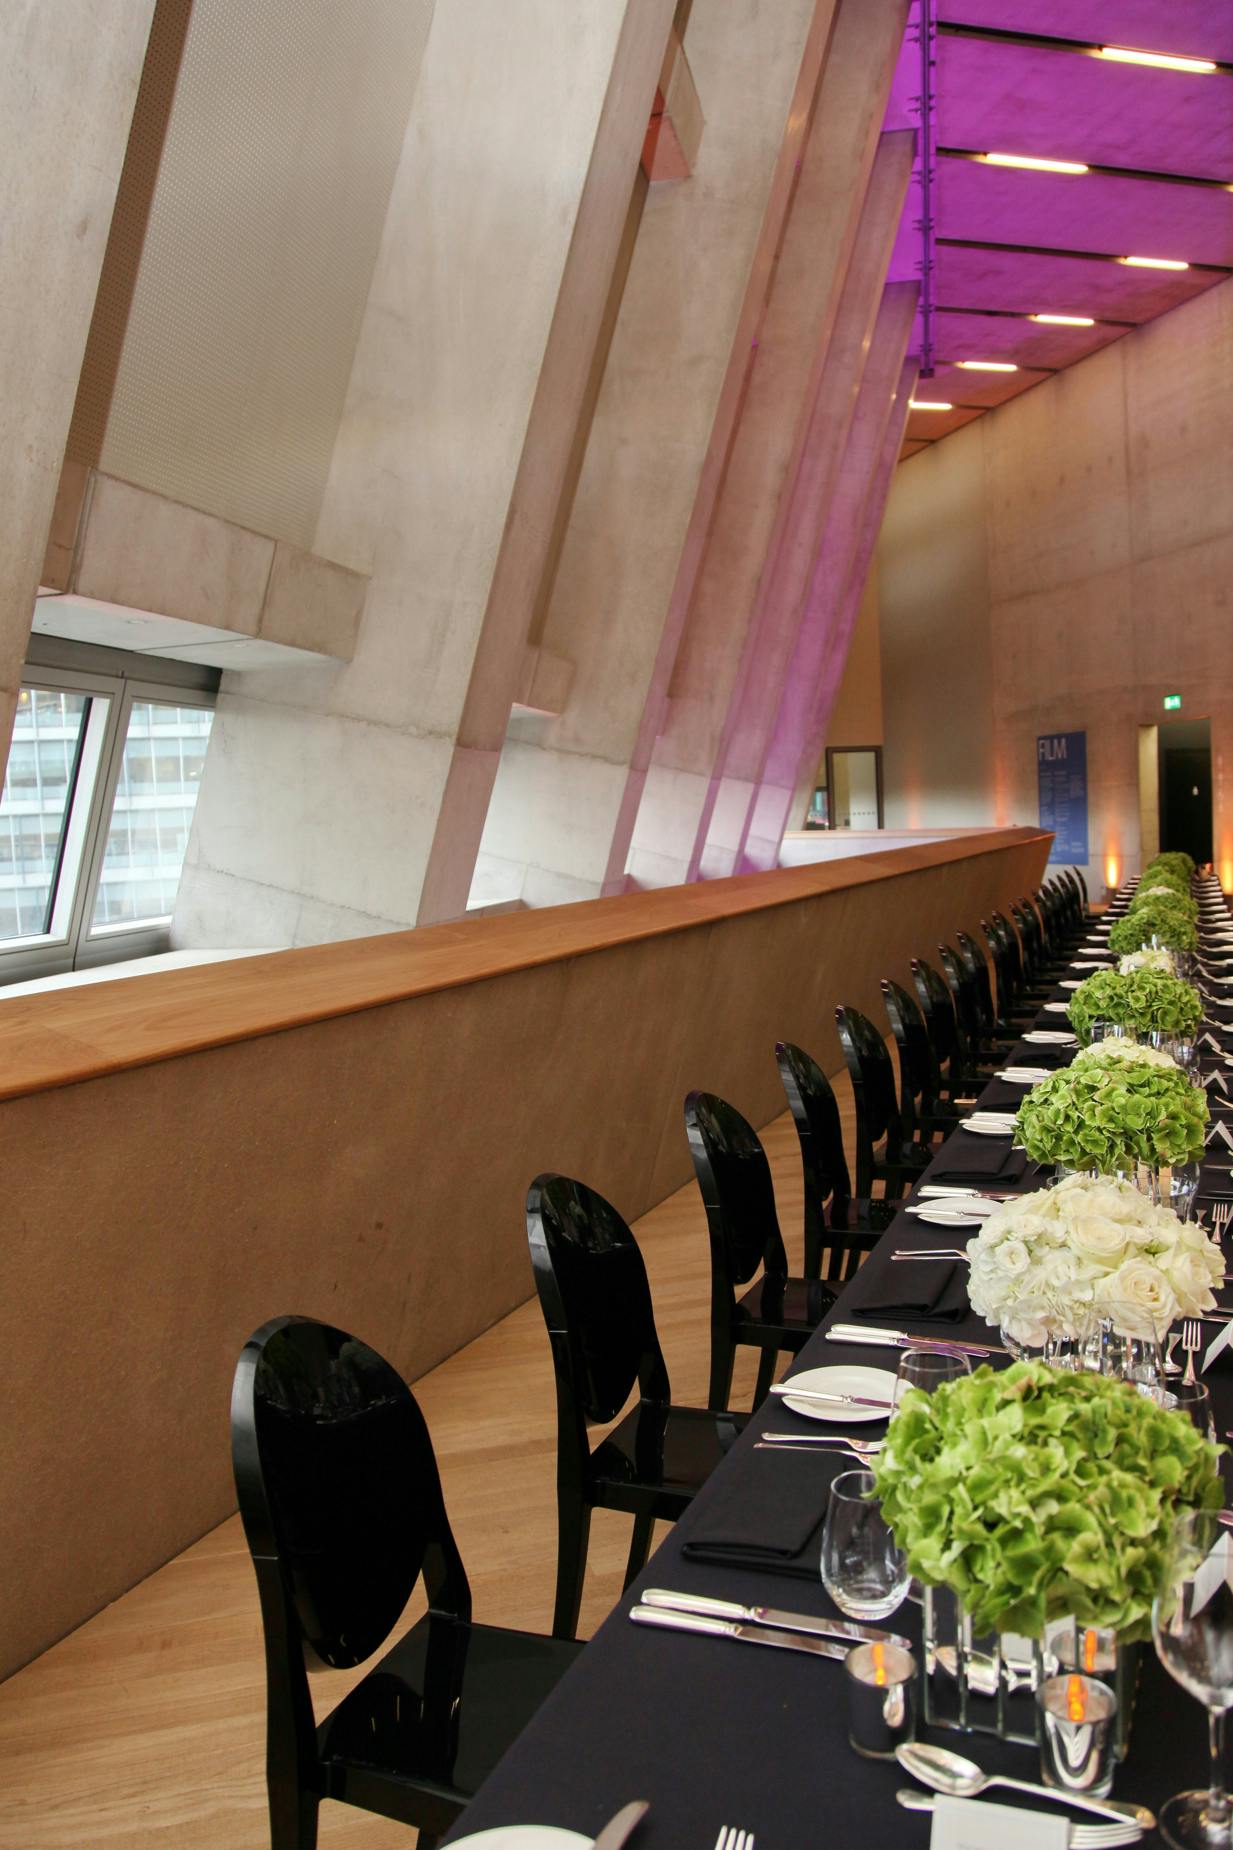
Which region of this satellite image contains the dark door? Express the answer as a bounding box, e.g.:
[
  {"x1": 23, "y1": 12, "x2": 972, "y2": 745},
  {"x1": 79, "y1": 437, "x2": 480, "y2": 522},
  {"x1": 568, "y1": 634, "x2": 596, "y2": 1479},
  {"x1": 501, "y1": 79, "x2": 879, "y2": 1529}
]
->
[{"x1": 1160, "y1": 747, "x2": 1212, "y2": 863}]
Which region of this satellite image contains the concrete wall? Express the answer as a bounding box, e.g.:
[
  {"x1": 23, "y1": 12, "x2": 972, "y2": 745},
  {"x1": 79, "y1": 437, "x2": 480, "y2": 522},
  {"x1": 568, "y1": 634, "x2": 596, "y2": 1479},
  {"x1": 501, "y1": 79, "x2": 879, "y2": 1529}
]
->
[
  {"x1": 0, "y1": 831, "x2": 1047, "y2": 1677},
  {"x1": 878, "y1": 275, "x2": 1233, "y2": 888}
]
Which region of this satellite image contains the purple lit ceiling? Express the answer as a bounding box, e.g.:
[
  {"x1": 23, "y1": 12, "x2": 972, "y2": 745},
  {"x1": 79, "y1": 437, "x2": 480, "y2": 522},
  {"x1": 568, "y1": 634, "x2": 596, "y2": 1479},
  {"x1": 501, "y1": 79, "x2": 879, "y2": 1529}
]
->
[{"x1": 884, "y1": 2, "x2": 1233, "y2": 459}]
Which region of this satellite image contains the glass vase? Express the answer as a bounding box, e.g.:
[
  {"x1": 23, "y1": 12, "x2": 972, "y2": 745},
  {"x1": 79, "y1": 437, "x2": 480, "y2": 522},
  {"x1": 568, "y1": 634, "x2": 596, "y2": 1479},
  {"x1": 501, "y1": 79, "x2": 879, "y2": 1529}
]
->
[{"x1": 922, "y1": 1589, "x2": 1138, "y2": 1758}]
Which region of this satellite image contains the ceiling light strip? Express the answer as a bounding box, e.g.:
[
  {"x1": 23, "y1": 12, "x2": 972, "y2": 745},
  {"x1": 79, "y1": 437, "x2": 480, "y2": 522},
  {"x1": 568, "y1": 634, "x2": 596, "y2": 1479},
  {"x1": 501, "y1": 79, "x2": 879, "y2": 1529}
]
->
[
  {"x1": 939, "y1": 147, "x2": 1233, "y2": 192},
  {"x1": 936, "y1": 236, "x2": 1230, "y2": 274},
  {"x1": 935, "y1": 22, "x2": 1232, "y2": 77},
  {"x1": 1098, "y1": 46, "x2": 1217, "y2": 75}
]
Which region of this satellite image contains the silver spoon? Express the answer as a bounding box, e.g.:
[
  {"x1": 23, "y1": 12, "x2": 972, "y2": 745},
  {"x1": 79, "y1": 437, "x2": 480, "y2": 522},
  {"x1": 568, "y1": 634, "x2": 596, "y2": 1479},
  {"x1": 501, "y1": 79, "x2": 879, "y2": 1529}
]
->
[{"x1": 895, "y1": 1742, "x2": 1156, "y2": 1830}]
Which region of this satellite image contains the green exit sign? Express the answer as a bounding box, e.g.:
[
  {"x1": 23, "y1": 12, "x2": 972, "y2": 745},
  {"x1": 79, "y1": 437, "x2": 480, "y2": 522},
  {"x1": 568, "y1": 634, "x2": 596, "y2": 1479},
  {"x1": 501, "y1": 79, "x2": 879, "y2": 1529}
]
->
[{"x1": 1163, "y1": 693, "x2": 1182, "y2": 711}]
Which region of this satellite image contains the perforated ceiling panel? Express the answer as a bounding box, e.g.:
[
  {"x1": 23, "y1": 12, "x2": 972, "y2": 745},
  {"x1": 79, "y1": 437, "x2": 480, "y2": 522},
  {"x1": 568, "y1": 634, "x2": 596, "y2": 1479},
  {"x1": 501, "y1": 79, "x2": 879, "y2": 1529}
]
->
[{"x1": 99, "y1": 0, "x2": 435, "y2": 549}]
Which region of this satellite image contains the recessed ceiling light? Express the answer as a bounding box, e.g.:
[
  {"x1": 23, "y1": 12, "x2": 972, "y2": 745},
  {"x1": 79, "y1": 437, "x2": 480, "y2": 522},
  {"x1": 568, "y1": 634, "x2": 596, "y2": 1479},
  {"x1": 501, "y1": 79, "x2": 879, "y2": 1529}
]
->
[
  {"x1": 956, "y1": 360, "x2": 1019, "y2": 372},
  {"x1": 1031, "y1": 314, "x2": 1096, "y2": 326},
  {"x1": 1098, "y1": 46, "x2": 1217, "y2": 75},
  {"x1": 982, "y1": 152, "x2": 1089, "y2": 175},
  {"x1": 909, "y1": 399, "x2": 953, "y2": 411},
  {"x1": 1119, "y1": 255, "x2": 1190, "y2": 270}
]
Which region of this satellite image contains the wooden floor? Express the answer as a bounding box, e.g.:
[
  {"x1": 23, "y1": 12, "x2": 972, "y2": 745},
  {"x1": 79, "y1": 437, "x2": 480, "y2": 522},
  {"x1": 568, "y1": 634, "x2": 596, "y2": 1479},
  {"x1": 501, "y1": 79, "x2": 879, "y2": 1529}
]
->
[{"x1": 0, "y1": 1096, "x2": 849, "y2": 1849}]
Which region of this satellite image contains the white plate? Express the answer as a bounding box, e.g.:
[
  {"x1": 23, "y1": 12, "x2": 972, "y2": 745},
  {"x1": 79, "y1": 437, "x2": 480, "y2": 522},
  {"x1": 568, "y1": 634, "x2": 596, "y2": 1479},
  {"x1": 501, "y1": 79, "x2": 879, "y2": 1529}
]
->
[
  {"x1": 1042, "y1": 1001, "x2": 1072, "y2": 1013},
  {"x1": 959, "y1": 1120, "x2": 1014, "y2": 1137},
  {"x1": 1060, "y1": 980, "x2": 1082, "y2": 989},
  {"x1": 995, "y1": 1069, "x2": 1048, "y2": 1083},
  {"x1": 781, "y1": 1363, "x2": 899, "y2": 1424},
  {"x1": 1023, "y1": 1029, "x2": 1077, "y2": 1044},
  {"x1": 448, "y1": 1831, "x2": 591, "y2": 1850}
]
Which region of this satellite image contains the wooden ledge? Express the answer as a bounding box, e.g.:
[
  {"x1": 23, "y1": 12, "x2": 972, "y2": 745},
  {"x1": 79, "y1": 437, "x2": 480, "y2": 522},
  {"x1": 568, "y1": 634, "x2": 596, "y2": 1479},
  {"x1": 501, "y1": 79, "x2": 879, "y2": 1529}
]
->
[{"x1": 0, "y1": 828, "x2": 1048, "y2": 1102}]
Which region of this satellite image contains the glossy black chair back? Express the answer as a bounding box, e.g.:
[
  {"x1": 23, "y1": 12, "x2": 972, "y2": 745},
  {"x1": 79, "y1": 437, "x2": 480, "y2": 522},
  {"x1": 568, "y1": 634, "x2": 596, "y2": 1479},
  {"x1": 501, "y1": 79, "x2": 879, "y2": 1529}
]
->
[
  {"x1": 836, "y1": 1002, "x2": 911, "y2": 1199},
  {"x1": 528, "y1": 1172, "x2": 670, "y2": 1429},
  {"x1": 880, "y1": 976, "x2": 943, "y2": 1136},
  {"x1": 911, "y1": 955, "x2": 969, "y2": 1091},
  {"x1": 775, "y1": 1040, "x2": 856, "y2": 1276},
  {"x1": 956, "y1": 930, "x2": 998, "y2": 1039},
  {"x1": 939, "y1": 942, "x2": 983, "y2": 1057},
  {"x1": 684, "y1": 1091, "x2": 789, "y2": 1288}
]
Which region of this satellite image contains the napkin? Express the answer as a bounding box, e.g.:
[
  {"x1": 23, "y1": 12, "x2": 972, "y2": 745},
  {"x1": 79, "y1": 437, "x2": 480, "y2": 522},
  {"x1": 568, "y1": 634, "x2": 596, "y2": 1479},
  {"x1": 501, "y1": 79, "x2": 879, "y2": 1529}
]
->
[
  {"x1": 845, "y1": 1261, "x2": 968, "y2": 1323},
  {"x1": 681, "y1": 1446, "x2": 829, "y2": 1581},
  {"x1": 928, "y1": 1140, "x2": 1029, "y2": 1186}
]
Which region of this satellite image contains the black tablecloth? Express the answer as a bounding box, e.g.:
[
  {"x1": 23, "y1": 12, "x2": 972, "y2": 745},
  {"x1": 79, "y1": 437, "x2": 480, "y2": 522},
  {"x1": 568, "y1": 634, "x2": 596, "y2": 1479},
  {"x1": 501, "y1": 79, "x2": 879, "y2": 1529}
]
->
[{"x1": 441, "y1": 891, "x2": 1233, "y2": 1849}]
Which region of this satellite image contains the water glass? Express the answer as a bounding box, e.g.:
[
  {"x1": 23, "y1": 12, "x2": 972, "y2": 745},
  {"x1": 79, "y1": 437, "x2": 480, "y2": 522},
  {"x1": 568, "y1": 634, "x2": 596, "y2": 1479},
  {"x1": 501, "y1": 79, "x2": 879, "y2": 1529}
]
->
[
  {"x1": 1151, "y1": 1509, "x2": 1233, "y2": 1847},
  {"x1": 1158, "y1": 1163, "x2": 1202, "y2": 1222},
  {"x1": 1168, "y1": 1380, "x2": 1216, "y2": 1441},
  {"x1": 821, "y1": 1469, "x2": 910, "y2": 1622},
  {"x1": 894, "y1": 1347, "x2": 971, "y2": 1403}
]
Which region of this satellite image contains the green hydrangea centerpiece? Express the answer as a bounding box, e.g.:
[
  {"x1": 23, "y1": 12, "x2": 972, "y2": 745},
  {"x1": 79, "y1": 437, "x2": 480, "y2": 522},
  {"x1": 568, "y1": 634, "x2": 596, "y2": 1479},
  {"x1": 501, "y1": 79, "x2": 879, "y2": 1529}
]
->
[
  {"x1": 1108, "y1": 898, "x2": 1198, "y2": 955},
  {"x1": 1066, "y1": 967, "x2": 1203, "y2": 1045},
  {"x1": 1015, "y1": 1041, "x2": 1207, "y2": 1171}
]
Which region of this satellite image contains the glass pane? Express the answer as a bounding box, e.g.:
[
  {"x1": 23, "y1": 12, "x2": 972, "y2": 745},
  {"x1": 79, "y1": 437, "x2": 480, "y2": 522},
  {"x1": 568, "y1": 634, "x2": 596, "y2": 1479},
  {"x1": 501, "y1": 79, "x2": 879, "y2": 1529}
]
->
[
  {"x1": 91, "y1": 701, "x2": 214, "y2": 930},
  {"x1": 0, "y1": 687, "x2": 90, "y2": 940}
]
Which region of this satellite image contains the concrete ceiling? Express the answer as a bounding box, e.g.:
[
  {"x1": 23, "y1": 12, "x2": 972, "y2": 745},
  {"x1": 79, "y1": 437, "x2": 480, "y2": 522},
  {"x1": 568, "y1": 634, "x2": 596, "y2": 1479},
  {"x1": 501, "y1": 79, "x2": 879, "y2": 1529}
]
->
[{"x1": 888, "y1": 2, "x2": 1233, "y2": 459}]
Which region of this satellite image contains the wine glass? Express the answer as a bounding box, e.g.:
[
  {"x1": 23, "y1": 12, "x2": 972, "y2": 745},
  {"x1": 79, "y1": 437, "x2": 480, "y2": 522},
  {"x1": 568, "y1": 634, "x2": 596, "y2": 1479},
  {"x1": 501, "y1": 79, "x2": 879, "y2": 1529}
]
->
[
  {"x1": 1151, "y1": 1509, "x2": 1233, "y2": 1846},
  {"x1": 820, "y1": 1469, "x2": 909, "y2": 1622},
  {"x1": 894, "y1": 1347, "x2": 970, "y2": 1404}
]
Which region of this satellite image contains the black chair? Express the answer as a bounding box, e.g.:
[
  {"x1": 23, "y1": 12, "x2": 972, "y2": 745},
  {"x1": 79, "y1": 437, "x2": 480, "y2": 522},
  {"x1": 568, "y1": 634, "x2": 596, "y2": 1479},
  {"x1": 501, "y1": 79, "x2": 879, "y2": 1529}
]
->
[
  {"x1": 911, "y1": 955, "x2": 993, "y2": 1096},
  {"x1": 232, "y1": 1315, "x2": 583, "y2": 1850},
  {"x1": 881, "y1": 976, "x2": 958, "y2": 1141},
  {"x1": 835, "y1": 1003, "x2": 930, "y2": 1202},
  {"x1": 527, "y1": 1173, "x2": 746, "y2": 1638},
  {"x1": 775, "y1": 1039, "x2": 890, "y2": 1280},
  {"x1": 956, "y1": 927, "x2": 1033, "y2": 1038},
  {"x1": 684, "y1": 1089, "x2": 837, "y2": 1413},
  {"x1": 940, "y1": 941, "x2": 1010, "y2": 1069}
]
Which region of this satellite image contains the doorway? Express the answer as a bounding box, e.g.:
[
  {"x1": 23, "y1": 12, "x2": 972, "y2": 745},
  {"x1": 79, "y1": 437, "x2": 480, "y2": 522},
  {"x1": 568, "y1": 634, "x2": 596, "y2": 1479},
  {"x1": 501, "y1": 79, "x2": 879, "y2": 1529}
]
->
[
  {"x1": 1157, "y1": 717, "x2": 1212, "y2": 865},
  {"x1": 824, "y1": 746, "x2": 884, "y2": 829}
]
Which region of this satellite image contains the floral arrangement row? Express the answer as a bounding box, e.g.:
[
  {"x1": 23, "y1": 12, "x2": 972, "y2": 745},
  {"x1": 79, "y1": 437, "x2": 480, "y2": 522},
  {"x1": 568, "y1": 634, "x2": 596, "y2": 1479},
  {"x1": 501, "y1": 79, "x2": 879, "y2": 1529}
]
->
[
  {"x1": 1014, "y1": 1038, "x2": 1207, "y2": 1172},
  {"x1": 1066, "y1": 965, "x2": 1203, "y2": 1045}
]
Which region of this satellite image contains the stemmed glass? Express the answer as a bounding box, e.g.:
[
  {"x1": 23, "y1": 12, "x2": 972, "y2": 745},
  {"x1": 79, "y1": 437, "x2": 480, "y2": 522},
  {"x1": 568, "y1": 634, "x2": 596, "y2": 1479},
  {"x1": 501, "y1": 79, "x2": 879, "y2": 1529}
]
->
[
  {"x1": 894, "y1": 1347, "x2": 971, "y2": 1403},
  {"x1": 1152, "y1": 1509, "x2": 1233, "y2": 1846},
  {"x1": 820, "y1": 1469, "x2": 910, "y2": 1622}
]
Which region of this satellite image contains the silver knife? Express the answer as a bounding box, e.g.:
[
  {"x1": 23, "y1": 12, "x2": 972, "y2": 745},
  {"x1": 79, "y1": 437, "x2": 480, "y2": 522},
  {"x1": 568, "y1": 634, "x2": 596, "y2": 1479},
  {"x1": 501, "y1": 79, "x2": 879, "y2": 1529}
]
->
[
  {"x1": 639, "y1": 1587, "x2": 910, "y2": 1651},
  {"x1": 825, "y1": 1324, "x2": 1006, "y2": 1357},
  {"x1": 592, "y1": 1800, "x2": 650, "y2": 1850},
  {"x1": 629, "y1": 1602, "x2": 849, "y2": 1661},
  {"x1": 769, "y1": 1381, "x2": 894, "y2": 1409}
]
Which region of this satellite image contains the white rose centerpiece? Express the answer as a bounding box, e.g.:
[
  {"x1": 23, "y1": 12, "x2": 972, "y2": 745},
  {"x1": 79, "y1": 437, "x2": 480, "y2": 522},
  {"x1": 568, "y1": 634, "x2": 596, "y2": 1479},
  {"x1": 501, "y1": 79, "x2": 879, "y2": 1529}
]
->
[{"x1": 966, "y1": 1172, "x2": 1223, "y2": 1347}]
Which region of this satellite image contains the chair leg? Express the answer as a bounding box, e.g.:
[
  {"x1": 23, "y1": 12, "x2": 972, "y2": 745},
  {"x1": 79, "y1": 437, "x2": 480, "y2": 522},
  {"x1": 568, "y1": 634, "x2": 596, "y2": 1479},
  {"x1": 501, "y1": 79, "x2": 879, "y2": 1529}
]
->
[
  {"x1": 751, "y1": 1347, "x2": 777, "y2": 1411},
  {"x1": 268, "y1": 1784, "x2": 319, "y2": 1850},
  {"x1": 622, "y1": 1509, "x2": 656, "y2": 1591},
  {"x1": 552, "y1": 1491, "x2": 592, "y2": 1641},
  {"x1": 708, "y1": 1321, "x2": 736, "y2": 1412}
]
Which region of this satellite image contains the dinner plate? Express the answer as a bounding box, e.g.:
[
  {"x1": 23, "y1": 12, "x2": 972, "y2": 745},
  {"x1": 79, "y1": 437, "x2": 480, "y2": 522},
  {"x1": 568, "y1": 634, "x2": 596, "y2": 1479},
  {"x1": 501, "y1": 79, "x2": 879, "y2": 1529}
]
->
[
  {"x1": 780, "y1": 1364, "x2": 899, "y2": 1423},
  {"x1": 959, "y1": 1120, "x2": 1015, "y2": 1137},
  {"x1": 447, "y1": 1830, "x2": 591, "y2": 1850},
  {"x1": 1023, "y1": 1028, "x2": 1076, "y2": 1043},
  {"x1": 1060, "y1": 980, "x2": 1082, "y2": 989},
  {"x1": 1042, "y1": 1001, "x2": 1072, "y2": 1013},
  {"x1": 907, "y1": 1205, "x2": 988, "y2": 1227}
]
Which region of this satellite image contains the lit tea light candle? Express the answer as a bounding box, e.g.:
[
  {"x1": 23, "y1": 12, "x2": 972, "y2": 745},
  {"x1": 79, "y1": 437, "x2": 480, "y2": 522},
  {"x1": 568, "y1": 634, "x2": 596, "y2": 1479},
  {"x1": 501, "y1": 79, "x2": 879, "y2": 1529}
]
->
[
  {"x1": 845, "y1": 1640, "x2": 917, "y2": 1758},
  {"x1": 1038, "y1": 1672, "x2": 1117, "y2": 1796}
]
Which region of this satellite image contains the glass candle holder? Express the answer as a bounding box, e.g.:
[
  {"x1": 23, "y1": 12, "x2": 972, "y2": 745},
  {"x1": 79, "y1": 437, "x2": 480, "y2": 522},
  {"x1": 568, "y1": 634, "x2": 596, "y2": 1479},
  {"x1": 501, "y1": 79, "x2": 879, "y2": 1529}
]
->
[
  {"x1": 1038, "y1": 1673, "x2": 1117, "y2": 1796},
  {"x1": 845, "y1": 1640, "x2": 917, "y2": 1758}
]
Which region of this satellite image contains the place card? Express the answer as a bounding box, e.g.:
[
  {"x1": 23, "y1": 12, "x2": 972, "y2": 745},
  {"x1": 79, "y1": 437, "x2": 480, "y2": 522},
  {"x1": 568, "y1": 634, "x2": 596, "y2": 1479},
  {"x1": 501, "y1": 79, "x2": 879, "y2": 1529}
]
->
[
  {"x1": 1203, "y1": 1320, "x2": 1233, "y2": 1374},
  {"x1": 1208, "y1": 1122, "x2": 1233, "y2": 1152},
  {"x1": 929, "y1": 1794, "x2": 1068, "y2": 1850}
]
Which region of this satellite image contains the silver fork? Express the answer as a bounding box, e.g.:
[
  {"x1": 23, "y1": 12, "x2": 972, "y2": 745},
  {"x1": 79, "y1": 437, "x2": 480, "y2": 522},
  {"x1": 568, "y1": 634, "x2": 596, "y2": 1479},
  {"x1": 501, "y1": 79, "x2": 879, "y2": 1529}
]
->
[
  {"x1": 1183, "y1": 1317, "x2": 1203, "y2": 1386},
  {"x1": 714, "y1": 1831, "x2": 754, "y2": 1850}
]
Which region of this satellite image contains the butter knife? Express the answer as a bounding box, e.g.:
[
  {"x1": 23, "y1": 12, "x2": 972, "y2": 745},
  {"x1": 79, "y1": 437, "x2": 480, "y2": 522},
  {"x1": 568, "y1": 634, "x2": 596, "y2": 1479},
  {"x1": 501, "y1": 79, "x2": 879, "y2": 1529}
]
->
[
  {"x1": 629, "y1": 1603, "x2": 849, "y2": 1662},
  {"x1": 592, "y1": 1800, "x2": 650, "y2": 1850},
  {"x1": 639, "y1": 1588, "x2": 910, "y2": 1651}
]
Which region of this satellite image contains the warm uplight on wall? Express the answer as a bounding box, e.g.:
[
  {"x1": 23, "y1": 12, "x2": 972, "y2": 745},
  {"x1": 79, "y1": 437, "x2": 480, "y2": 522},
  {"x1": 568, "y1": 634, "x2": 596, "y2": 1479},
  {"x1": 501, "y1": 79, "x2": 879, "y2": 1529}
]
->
[
  {"x1": 982, "y1": 152, "x2": 1089, "y2": 175},
  {"x1": 909, "y1": 399, "x2": 953, "y2": 411},
  {"x1": 1098, "y1": 46, "x2": 1218, "y2": 75},
  {"x1": 1119, "y1": 255, "x2": 1190, "y2": 270},
  {"x1": 956, "y1": 360, "x2": 1018, "y2": 372},
  {"x1": 1222, "y1": 858, "x2": 1233, "y2": 896},
  {"x1": 1105, "y1": 854, "x2": 1121, "y2": 891},
  {"x1": 1031, "y1": 314, "x2": 1095, "y2": 326}
]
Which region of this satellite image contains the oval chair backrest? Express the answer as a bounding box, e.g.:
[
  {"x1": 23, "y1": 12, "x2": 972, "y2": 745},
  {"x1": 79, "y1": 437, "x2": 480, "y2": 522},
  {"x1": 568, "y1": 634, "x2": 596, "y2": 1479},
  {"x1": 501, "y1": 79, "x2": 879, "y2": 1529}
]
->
[
  {"x1": 835, "y1": 1003, "x2": 902, "y2": 1148},
  {"x1": 880, "y1": 977, "x2": 939, "y2": 1114},
  {"x1": 956, "y1": 930, "x2": 996, "y2": 1037},
  {"x1": 527, "y1": 1173, "x2": 667, "y2": 1425},
  {"x1": 939, "y1": 943, "x2": 980, "y2": 1050},
  {"x1": 911, "y1": 957, "x2": 961, "y2": 1072},
  {"x1": 775, "y1": 1041, "x2": 852, "y2": 1210},
  {"x1": 684, "y1": 1090, "x2": 787, "y2": 1287},
  {"x1": 231, "y1": 1316, "x2": 466, "y2": 1672}
]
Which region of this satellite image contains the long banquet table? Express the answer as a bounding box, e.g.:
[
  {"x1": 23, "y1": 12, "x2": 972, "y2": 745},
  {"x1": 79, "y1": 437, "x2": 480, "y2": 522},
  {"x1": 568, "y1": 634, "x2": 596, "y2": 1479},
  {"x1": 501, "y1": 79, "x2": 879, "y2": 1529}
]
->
[{"x1": 443, "y1": 883, "x2": 1233, "y2": 1848}]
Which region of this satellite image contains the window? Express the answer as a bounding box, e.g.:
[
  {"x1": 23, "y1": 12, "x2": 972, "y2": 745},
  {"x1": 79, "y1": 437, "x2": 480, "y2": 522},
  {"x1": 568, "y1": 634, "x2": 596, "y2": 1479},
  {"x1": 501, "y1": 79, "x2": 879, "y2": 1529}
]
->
[{"x1": 0, "y1": 649, "x2": 217, "y2": 983}]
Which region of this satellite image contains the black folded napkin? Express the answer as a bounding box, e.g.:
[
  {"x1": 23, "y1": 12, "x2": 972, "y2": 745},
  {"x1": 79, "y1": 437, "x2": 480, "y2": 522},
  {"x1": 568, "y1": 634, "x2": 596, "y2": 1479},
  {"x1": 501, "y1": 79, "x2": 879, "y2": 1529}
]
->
[
  {"x1": 929, "y1": 1138, "x2": 1029, "y2": 1187},
  {"x1": 846, "y1": 1261, "x2": 968, "y2": 1323},
  {"x1": 979, "y1": 1079, "x2": 1032, "y2": 1113},
  {"x1": 681, "y1": 1445, "x2": 830, "y2": 1581}
]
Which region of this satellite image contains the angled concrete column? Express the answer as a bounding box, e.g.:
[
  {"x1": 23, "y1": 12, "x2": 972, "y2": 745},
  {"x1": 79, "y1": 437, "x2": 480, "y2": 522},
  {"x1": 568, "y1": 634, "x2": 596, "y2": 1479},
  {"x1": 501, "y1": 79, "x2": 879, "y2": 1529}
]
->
[
  {"x1": 742, "y1": 325, "x2": 918, "y2": 869},
  {"x1": 0, "y1": 2, "x2": 155, "y2": 765},
  {"x1": 176, "y1": 1, "x2": 672, "y2": 946},
  {"x1": 619, "y1": 0, "x2": 910, "y2": 892},
  {"x1": 689, "y1": 129, "x2": 914, "y2": 881},
  {"x1": 465, "y1": 0, "x2": 821, "y2": 912}
]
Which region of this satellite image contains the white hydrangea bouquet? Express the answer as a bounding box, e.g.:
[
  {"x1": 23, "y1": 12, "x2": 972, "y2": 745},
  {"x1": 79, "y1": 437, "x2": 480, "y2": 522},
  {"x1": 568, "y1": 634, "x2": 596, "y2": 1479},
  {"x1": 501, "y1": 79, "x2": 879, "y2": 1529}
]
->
[
  {"x1": 1119, "y1": 948, "x2": 1176, "y2": 976},
  {"x1": 966, "y1": 1172, "x2": 1223, "y2": 1347}
]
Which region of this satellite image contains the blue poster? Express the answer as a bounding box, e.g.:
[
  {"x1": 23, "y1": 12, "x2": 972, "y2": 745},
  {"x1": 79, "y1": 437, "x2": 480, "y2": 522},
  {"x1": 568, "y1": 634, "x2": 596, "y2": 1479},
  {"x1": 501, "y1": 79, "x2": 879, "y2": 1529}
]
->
[{"x1": 1037, "y1": 731, "x2": 1088, "y2": 864}]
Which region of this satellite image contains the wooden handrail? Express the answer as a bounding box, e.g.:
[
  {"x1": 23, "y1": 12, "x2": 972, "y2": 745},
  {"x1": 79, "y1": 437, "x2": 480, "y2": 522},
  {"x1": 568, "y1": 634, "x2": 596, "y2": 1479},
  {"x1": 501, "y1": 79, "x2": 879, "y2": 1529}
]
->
[{"x1": 0, "y1": 827, "x2": 1048, "y2": 1101}]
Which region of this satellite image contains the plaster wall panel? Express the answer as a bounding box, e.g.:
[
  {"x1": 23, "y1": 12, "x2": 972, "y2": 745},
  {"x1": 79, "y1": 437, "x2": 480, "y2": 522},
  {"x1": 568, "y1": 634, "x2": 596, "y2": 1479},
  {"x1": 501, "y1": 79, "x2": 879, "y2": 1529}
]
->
[
  {"x1": 0, "y1": 0, "x2": 155, "y2": 774},
  {"x1": 1123, "y1": 280, "x2": 1233, "y2": 565},
  {"x1": 176, "y1": 0, "x2": 647, "y2": 944},
  {"x1": 465, "y1": 0, "x2": 817, "y2": 908}
]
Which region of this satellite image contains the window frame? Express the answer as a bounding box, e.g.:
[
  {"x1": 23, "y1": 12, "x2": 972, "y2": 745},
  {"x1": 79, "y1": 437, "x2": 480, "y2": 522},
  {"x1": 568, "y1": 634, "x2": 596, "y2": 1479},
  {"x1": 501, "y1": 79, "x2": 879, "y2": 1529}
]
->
[{"x1": 0, "y1": 641, "x2": 218, "y2": 984}]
